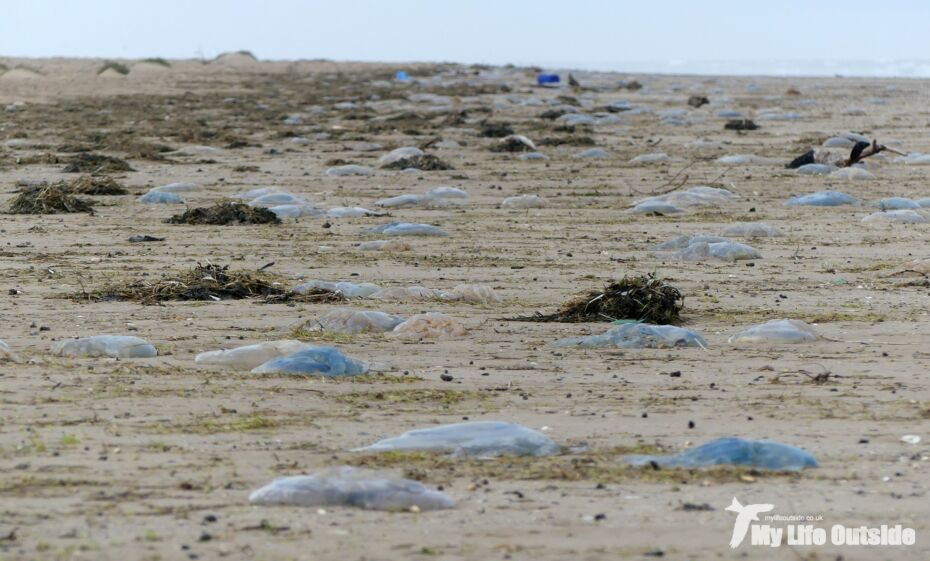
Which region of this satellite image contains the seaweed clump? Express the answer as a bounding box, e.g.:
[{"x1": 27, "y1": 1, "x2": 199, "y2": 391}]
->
[
  {"x1": 512, "y1": 275, "x2": 683, "y2": 325},
  {"x1": 381, "y1": 154, "x2": 452, "y2": 171},
  {"x1": 64, "y1": 175, "x2": 128, "y2": 195},
  {"x1": 97, "y1": 61, "x2": 130, "y2": 75},
  {"x1": 62, "y1": 153, "x2": 135, "y2": 173},
  {"x1": 166, "y1": 202, "x2": 281, "y2": 225},
  {"x1": 8, "y1": 184, "x2": 94, "y2": 214},
  {"x1": 724, "y1": 119, "x2": 759, "y2": 131},
  {"x1": 75, "y1": 263, "x2": 345, "y2": 304}
]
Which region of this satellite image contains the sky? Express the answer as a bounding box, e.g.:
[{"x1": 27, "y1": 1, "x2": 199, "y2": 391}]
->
[{"x1": 2, "y1": 0, "x2": 930, "y2": 76}]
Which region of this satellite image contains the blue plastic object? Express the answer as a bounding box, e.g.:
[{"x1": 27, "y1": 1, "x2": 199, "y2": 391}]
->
[
  {"x1": 537, "y1": 73, "x2": 560, "y2": 86},
  {"x1": 625, "y1": 437, "x2": 818, "y2": 471},
  {"x1": 395, "y1": 71, "x2": 409, "y2": 82}
]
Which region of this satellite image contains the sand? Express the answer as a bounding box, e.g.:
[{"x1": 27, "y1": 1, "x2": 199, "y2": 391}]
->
[{"x1": 0, "y1": 57, "x2": 929, "y2": 560}]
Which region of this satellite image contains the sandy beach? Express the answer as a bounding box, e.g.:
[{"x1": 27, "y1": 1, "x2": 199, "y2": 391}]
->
[{"x1": 1, "y1": 56, "x2": 929, "y2": 560}]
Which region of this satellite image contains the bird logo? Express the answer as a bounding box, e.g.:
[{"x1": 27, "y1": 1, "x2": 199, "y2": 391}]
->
[{"x1": 725, "y1": 497, "x2": 774, "y2": 548}]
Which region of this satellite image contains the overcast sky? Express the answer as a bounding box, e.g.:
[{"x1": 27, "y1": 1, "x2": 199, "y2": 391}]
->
[{"x1": 2, "y1": 0, "x2": 928, "y2": 75}]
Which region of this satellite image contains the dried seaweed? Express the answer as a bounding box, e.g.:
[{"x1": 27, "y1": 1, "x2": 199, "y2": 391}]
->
[
  {"x1": 166, "y1": 202, "x2": 281, "y2": 225},
  {"x1": 8, "y1": 184, "x2": 94, "y2": 214},
  {"x1": 511, "y1": 275, "x2": 683, "y2": 325}
]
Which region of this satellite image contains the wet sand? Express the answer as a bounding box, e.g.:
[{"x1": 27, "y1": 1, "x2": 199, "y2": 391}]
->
[{"x1": 1, "y1": 56, "x2": 929, "y2": 560}]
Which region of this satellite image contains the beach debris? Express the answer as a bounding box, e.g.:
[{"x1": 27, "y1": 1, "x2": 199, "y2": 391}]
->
[
  {"x1": 195, "y1": 340, "x2": 311, "y2": 370},
  {"x1": 724, "y1": 119, "x2": 758, "y2": 130},
  {"x1": 687, "y1": 95, "x2": 709, "y2": 108},
  {"x1": 251, "y1": 346, "x2": 368, "y2": 376},
  {"x1": 491, "y1": 134, "x2": 536, "y2": 153},
  {"x1": 515, "y1": 275, "x2": 682, "y2": 324},
  {"x1": 8, "y1": 184, "x2": 94, "y2": 214},
  {"x1": 166, "y1": 202, "x2": 281, "y2": 225},
  {"x1": 356, "y1": 421, "x2": 560, "y2": 458},
  {"x1": 625, "y1": 437, "x2": 817, "y2": 470},
  {"x1": 391, "y1": 312, "x2": 467, "y2": 341},
  {"x1": 128, "y1": 235, "x2": 164, "y2": 243},
  {"x1": 788, "y1": 138, "x2": 904, "y2": 169},
  {"x1": 75, "y1": 263, "x2": 325, "y2": 304},
  {"x1": 729, "y1": 319, "x2": 819, "y2": 344},
  {"x1": 249, "y1": 467, "x2": 454, "y2": 511},
  {"x1": 62, "y1": 153, "x2": 134, "y2": 173},
  {"x1": 552, "y1": 323, "x2": 707, "y2": 349},
  {"x1": 64, "y1": 175, "x2": 128, "y2": 195},
  {"x1": 52, "y1": 335, "x2": 157, "y2": 358},
  {"x1": 0, "y1": 340, "x2": 22, "y2": 363}
]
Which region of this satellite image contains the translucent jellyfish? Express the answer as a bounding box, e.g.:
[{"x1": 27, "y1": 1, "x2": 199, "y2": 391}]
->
[
  {"x1": 195, "y1": 340, "x2": 310, "y2": 370},
  {"x1": 862, "y1": 210, "x2": 927, "y2": 224},
  {"x1": 249, "y1": 192, "x2": 305, "y2": 206},
  {"x1": 326, "y1": 207, "x2": 382, "y2": 218},
  {"x1": 630, "y1": 152, "x2": 671, "y2": 164},
  {"x1": 558, "y1": 114, "x2": 596, "y2": 126},
  {"x1": 151, "y1": 182, "x2": 197, "y2": 193},
  {"x1": 717, "y1": 110, "x2": 743, "y2": 118},
  {"x1": 293, "y1": 280, "x2": 381, "y2": 298},
  {"x1": 630, "y1": 201, "x2": 684, "y2": 215},
  {"x1": 434, "y1": 140, "x2": 460, "y2": 149},
  {"x1": 346, "y1": 141, "x2": 382, "y2": 152},
  {"x1": 138, "y1": 190, "x2": 183, "y2": 204},
  {"x1": 830, "y1": 167, "x2": 874, "y2": 181},
  {"x1": 376, "y1": 194, "x2": 428, "y2": 208},
  {"x1": 357, "y1": 240, "x2": 412, "y2": 252},
  {"x1": 366, "y1": 222, "x2": 448, "y2": 237},
  {"x1": 356, "y1": 421, "x2": 560, "y2": 458},
  {"x1": 720, "y1": 222, "x2": 783, "y2": 237},
  {"x1": 307, "y1": 308, "x2": 405, "y2": 334},
  {"x1": 552, "y1": 323, "x2": 707, "y2": 349},
  {"x1": 325, "y1": 165, "x2": 374, "y2": 177},
  {"x1": 269, "y1": 204, "x2": 324, "y2": 219},
  {"x1": 427, "y1": 186, "x2": 468, "y2": 199},
  {"x1": 875, "y1": 197, "x2": 920, "y2": 210},
  {"x1": 370, "y1": 286, "x2": 445, "y2": 302},
  {"x1": 823, "y1": 136, "x2": 855, "y2": 148},
  {"x1": 378, "y1": 147, "x2": 424, "y2": 166},
  {"x1": 785, "y1": 190, "x2": 859, "y2": 206},
  {"x1": 440, "y1": 284, "x2": 501, "y2": 304},
  {"x1": 917, "y1": 198, "x2": 930, "y2": 208},
  {"x1": 574, "y1": 148, "x2": 609, "y2": 158},
  {"x1": 249, "y1": 467, "x2": 454, "y2": 511},
  {"x1": 231, "y1": 187, "x2": 277, "y2": 199},
  {"x1": 251, "y1": 346, "x2": 368, "y2": 376},
  {"x1": 670, "y1": 241, "x2": 761, "y2": 262},
  {"x1": 501, "y1": 194, "x2": 546, "y2": 209},
  {"x1": 283, "y1": 114, "x2": 303, "y2": 125},
  {"x1": 519, "y1": 152, "x2": 549, "y2": 161},
  {"x1": 52, "y1": 335, "x2": 157, "y2": 358},
  {"x1": 717, "y1": 154, "x2": 775, "y2": 165},
  {"x1": 0, "y1": 340, "x2": 22, "y2": 363},
  {"x1": 796, "y1": 163, "x2": 838, "y2": 175},
  {"x1": 729, "y1": 319, "x2": 819, "y2": 344},
  {"x1": 625, "y1": 437, "x2": 817, "y2": 470},
  {"x1": 391, "y1": 312, "x2": 467, "y2": 341},
  {"x1": 655, "y1": 234, "x2": 728, "y2": 251}
]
